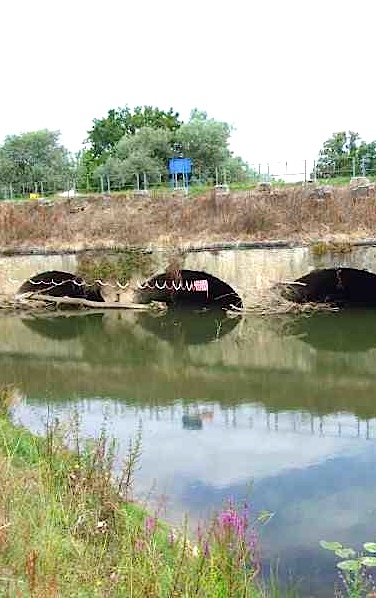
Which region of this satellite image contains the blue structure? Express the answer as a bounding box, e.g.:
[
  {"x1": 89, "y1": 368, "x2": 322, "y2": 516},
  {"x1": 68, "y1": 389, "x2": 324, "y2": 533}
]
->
[{"x1": 168, "y1": 157, "x2": 192, "y2": 188}]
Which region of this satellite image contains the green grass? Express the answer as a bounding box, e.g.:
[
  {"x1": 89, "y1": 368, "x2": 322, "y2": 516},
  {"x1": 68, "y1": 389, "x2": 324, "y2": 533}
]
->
[{"x1": 0, "y1": 386, "x2": 290, "y2": 597}]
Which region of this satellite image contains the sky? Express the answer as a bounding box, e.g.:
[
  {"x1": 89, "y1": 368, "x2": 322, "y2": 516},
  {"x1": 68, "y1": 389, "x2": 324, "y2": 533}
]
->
[{"x1": 1, "y1": 0, "x2": 376, "y2": 178}]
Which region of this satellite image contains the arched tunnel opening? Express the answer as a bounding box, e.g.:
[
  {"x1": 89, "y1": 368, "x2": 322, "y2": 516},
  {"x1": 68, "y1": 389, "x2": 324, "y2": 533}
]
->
[
  {"x1": 16, "y1": 270, "x2": 104, "y2": 302},
  {"x1": 281, "y1": 268, "x2": 376, "y2": 306},
  {"x1": 134, "y1": 269, "x2": 243, "y2": 310}
]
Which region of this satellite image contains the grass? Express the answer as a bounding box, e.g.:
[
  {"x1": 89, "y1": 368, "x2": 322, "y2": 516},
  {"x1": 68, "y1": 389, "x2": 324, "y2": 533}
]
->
[
  {"x1": 1, "y1": 184, "x2": 376, "y2": 251},
  {"x1": 0, "y1": 386, "x2": 288, "y2": 597}
]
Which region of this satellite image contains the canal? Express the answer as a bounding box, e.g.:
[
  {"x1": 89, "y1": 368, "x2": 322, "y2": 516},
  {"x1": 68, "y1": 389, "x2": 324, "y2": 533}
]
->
[{"x1": 2, "y1": 306, "x2": 376, "y2": 596}]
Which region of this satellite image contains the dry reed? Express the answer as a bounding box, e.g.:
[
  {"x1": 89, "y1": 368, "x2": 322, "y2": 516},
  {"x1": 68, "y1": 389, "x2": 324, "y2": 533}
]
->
[{"x1": 1, "y1": 186, "x2": 375, "y2": 251}]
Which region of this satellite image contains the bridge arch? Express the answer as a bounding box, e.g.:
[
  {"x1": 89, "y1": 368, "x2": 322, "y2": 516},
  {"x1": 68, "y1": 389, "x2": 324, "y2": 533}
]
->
[
  {"x1": 134, "y1": 269, "x2": 243, "y2": 310},
  {"x1": 16, "y1": 270, "x2": 104, "y2": 302},
  {"x1": 282, "y1": 267, "x2": 376, "y2": 305}
]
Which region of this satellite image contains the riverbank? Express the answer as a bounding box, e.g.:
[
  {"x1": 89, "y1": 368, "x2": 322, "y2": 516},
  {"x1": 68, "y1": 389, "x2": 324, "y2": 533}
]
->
[
  {"x1": 1, "y1": 186, "x2": 376, "y2": 253},
  {"x1": 0, "y1": 387, "x2": 276, "y2": 597}
]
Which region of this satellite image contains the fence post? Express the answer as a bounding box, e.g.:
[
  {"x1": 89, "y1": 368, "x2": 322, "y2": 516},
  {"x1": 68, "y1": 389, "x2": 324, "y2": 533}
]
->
[
  {"x1": 100, "y1": 175, "x2": 104, "y2": 194},
  {"x1": 106, "y1": 174, "x2": 110, "y2": 195},
  {"x1": 313, "y1": 160, "x2": 317, "y2": 183},
  {"x1": 136, "y1": 173, "x2": 140, "y2": 191},
  {"x1": 267, "y1": 163, "x2": 270, "y2": 182},
  {"x1": 361, "y1": 156, "x2": 366, "y2": 176},
  {"x1": 352, "y1": 157, "x2": 356, "y2": 178},
  {"x1": 143, "y1": 172, "x2": 147, "y2": 190},
  {"x1": 9, "y1": 184, "x2": 13, "y2": 200},
  {"x1": 304, "y1": 159, "x2": 307, "y2": 183}
]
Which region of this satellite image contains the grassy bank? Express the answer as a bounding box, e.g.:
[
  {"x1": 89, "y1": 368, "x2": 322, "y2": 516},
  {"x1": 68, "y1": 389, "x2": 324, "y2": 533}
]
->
[
  {"x1": 0, "y1": 387, "x2": 280, "y2": 597},
  {"x1": 1, "y1": 186, "x2": 376, "y2": 252}
]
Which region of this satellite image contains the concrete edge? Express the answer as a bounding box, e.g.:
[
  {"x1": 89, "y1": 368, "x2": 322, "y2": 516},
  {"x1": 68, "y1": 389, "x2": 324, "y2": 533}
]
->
[{"x1": 2, "y1": 238, "x2": 376, "y2": 257}]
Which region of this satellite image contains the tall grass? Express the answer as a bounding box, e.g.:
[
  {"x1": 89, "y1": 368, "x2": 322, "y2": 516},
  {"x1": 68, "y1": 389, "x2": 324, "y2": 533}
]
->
[
  {"x1": 1, "y1": 186, "x2": 376, "y2": 250},
  {"x1": 0, "y1": 386, "x2": 286, "y2": 597}
]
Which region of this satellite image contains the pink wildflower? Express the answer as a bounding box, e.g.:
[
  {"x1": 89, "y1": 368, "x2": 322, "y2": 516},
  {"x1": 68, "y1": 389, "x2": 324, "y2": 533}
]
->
[{"x1": 145, "y1": 516, "x2": 156, "y2": 535}]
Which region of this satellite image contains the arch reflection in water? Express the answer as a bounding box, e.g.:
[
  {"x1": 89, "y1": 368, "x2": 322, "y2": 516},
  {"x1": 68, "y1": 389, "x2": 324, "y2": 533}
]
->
[
  {"x1": 137, "y1": 308, "x2": 241, "y2": 345},
  {"x1": 286, "y1": 310, "x2": 376, "y2": 353},
  {"x1": 22, "y1": 313, "x2": 105, "y2": 340}
]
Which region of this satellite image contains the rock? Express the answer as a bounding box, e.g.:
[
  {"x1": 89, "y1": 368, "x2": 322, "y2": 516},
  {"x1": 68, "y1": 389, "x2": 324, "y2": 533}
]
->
[
  {"x1": 349, "y1": 177, "x2": 375, "y2": 199},
  {"x1": 256, "y1": 181, "x2": 272, "y2": 192},
  {"x1": 304, "y1": 185, "x2": 334, "y2": 201}
]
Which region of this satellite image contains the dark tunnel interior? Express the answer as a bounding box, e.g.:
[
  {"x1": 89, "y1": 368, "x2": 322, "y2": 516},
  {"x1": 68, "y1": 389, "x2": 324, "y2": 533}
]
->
[
  {"x1": 281, "y1": 268, "x2": 376, "y2": 306},
  {"x1": 17, "y1": 270, "x2": 104, "y2": 302},
  {"x1": 134, "y1": 269, "x2": 243, "y2": 310}
]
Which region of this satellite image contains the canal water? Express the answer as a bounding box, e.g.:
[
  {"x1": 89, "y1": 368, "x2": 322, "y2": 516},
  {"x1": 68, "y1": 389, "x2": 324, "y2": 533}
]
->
[{"x1": 2, "y1": 307, "x2": 376, "y2": 596}]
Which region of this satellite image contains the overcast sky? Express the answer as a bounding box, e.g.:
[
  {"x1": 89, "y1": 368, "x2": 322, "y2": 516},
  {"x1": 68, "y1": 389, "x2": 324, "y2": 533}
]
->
[{"x1": 1, "y1": 0, "x2": 375, "y2": 175}]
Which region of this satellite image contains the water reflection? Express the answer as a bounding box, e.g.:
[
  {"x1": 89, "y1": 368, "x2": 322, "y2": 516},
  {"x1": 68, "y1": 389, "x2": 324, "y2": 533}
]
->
[
  {"x1": 3, "y1": 308, "x2": 376, "y2": 595},
  {"x1": 22, "y1": 312, "x2": 104, "y2": 340},
  {"x1": 12, "y1": 398, "x2": 376, "y2": 597},
  {"x1": 287, "y1": 309, "x2": 376, "y2": 352},
  {"x1": 137, "y1": 308, "x2": 240, "y2": 345}
]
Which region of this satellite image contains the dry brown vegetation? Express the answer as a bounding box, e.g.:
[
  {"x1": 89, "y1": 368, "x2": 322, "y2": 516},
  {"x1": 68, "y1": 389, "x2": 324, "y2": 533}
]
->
[{"x1": 1, "y1": 186, "x2": 376, "y2": 251}]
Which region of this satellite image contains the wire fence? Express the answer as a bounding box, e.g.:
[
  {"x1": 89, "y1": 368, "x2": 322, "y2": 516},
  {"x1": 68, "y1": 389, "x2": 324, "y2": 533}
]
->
[{"x1": 1, "y1": 157, "x2": 376, "y2": 200}]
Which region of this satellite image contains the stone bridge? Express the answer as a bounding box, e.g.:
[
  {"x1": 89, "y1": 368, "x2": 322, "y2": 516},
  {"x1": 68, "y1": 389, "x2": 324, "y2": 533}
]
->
[{"x1": 2, "y1": 240, "x2": 376, "y2": 305}]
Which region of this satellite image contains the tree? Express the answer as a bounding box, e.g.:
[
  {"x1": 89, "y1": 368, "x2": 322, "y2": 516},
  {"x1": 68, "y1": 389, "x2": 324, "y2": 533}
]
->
[
  {"x1": 315, "y1": 131, "x2": 361, "y2": 178},
  {"x1": 87, "y1": 106, "x2": 252, "y2": 187},
  {"x1": 357, "y1": 140, "x2": 376, "y2": 175},
  {"x1": 86, "y1": 105, "x2": 181, "y2": 160},
  {"x1": 95, "y1": 126, "x2": 173, "y2": 185},
  {"x1": 0, "y1": 130, "x2": 73, "y2": 191},
  {"x1": 222, "y1": 155, "x2": 255, "y2": 183},
  {"x1": 116, "y1": 126, "x2": 172, "y2": 165},
  {"x1": 175, "y1": 110, "x2": 232, "y2": 180}
]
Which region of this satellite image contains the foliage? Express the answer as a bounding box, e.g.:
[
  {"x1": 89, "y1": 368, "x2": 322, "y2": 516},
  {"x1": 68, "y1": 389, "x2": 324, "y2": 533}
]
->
[
  {"x1": 0, "y1": 130, "x2": 73, "y2": 193},
  {"x1": 320, "y1": 540, "x2": 376, "y2": 596},
  {"x1": 175, "y1": 109, "x2": 231, "y2": 177},
  {"x1": 0, "y1": 106, "x2": 254, "y2": 191},
  {"x1": 77, "y1": 251, "x2": 157, "y2": 285},
  {"x1": 85, "y1": 105, "x2": 182, "y2": 161},
  {"x1": 314, "y1": 131, "x2": 376, "y2": 178},
  {"x1": 95, "y1": 126, "x2": 174, "y2": 182},
  {"x1": 92, "y1": 108, "x2": 254, "y2": 185}
]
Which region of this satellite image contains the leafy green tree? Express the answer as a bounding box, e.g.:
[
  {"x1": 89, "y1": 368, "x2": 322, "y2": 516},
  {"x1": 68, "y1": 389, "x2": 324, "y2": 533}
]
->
[
  {"x1": 222, "y1": 155, "x2": 255, "y2": 183},
  {"x1": 116, "y1": 126, "x2": 172, "y2": 165},
  {"x1": 89, "y1": 106, "x2": 252, "y2": 186},
  {"x1": 86, "y1": 105, "x2": 181, "y2": 160},
  {"x1": 315, "y1": 131, "x2": 361, "y2": 178},
  {"x1": 95, "y1": 126, "x2": 173, "y2": 185},
  {"x1": 0, "y1": 130, "x2": 73, "y2": 191},
  {"x1": 175, "y1": 110, "x2": 232, "y2": 180},
  {"x1": 357, "y1": 140, "x2": 376, "y2": 175},
  {"x1": 76, "y1": 148, "x2": 99, "y2": 191}
]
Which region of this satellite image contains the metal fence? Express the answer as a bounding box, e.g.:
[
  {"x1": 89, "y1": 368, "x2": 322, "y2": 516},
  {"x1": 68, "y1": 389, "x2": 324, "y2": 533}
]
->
[{"x1": 1, "y1": 157, "x2": 376, "y2": 200}]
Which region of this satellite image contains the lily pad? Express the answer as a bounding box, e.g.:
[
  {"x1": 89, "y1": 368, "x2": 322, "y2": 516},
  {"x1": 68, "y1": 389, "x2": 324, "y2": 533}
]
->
[
  {"x1": 320, "y1": 541, "x2": 343, "y2": 552},
  {"x1": 337, "y1": 560, "x2": 361, "y2": 571}
]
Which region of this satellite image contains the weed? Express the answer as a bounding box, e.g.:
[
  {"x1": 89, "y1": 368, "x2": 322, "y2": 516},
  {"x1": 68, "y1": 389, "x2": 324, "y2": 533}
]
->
[
  {"x1": 311, "y1": 241, "x2": 353, "y2": 256},
  {"x1": 2, "y1": 185, "x2": 376, "y2": 250},
  {"x1": 0, "y1": 400, "x2": 277, "y2": 597},
  {"x1": 321, "y1": 540, "x2": 376, "y2": 597}
]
